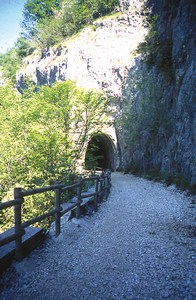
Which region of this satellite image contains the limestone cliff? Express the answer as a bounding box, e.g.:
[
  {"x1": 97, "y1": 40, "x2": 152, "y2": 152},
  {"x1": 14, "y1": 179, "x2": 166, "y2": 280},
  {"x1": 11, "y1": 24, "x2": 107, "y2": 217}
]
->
[
  {"x1": 117, "y1": 0, "x2": 196, "y2": 189},
  {"x1": 17, "y1": 0, "x2": 196, "y2": 190},
  {"x1": 17, "y1": 1, "x2": 146, "y2": 97}
]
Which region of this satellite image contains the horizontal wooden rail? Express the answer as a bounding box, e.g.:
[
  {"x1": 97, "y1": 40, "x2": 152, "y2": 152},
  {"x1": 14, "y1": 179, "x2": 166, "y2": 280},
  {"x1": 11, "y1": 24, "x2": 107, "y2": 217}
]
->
[
  {"x1": 0, "y1": 170, "x2": 111, "y2": 262},
  {"x1": 0, "y1": 199, "x2": 22, "y2": 210},
  {"x1": 61, "y1": 182, "x2": 81, "y2": 192},
  {"x1": 21, "y1": 183, "x2": 65, "y2": 197},
  {"x1": 21, "y1": 207, "x2": 62, "y2": 229}
]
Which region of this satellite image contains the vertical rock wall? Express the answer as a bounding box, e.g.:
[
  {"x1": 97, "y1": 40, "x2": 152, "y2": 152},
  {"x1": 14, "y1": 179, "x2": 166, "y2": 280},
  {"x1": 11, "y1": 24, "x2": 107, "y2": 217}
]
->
[{"x1": 117, "y1": 0, "x2": 196, "y2": 188}]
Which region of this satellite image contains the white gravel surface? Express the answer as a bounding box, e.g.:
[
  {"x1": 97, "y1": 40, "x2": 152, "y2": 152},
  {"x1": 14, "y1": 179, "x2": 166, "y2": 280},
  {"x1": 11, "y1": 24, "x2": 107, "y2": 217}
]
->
[{"x1": 0, "y1": 172, "x2": 195, "y2": 300}]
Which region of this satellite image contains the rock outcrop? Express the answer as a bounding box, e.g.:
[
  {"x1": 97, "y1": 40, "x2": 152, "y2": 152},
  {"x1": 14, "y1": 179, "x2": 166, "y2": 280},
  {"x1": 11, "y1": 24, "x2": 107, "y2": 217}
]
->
[
  {"x1": 117, "y1": 0, "x2": 196, "y2": 188},
  {"x1": 17, "y1": 0, "x2": 196, "y2": 189},
  {"x1": 17, "y1": 3, "x2": 146, "y2": 97}
]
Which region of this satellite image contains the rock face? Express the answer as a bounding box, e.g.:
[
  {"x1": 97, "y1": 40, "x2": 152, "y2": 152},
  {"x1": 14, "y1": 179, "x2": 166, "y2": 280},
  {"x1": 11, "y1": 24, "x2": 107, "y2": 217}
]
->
[
  {"x1": 117, "y1": 0, "x2": 196, "y2": 187},
  {"x1": 17, "y1": 0, "x2": 196, "y2": 188},
  {"x1": 17, "y1": 3, "x2": 146, "y2": 97}
]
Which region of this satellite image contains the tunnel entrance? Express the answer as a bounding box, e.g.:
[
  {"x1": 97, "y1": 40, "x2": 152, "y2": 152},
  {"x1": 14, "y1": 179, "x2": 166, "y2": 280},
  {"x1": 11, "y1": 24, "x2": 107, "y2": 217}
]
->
[{"x1": 85, "y1": 132, "x2": 116, "y2": 171}]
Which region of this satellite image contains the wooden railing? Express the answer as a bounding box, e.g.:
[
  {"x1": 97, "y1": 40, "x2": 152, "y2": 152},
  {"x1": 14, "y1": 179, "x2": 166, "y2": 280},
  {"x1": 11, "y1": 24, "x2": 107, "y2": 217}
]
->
[{"x1": 0, "y1": 170, "x2": 111, "y2": 261}]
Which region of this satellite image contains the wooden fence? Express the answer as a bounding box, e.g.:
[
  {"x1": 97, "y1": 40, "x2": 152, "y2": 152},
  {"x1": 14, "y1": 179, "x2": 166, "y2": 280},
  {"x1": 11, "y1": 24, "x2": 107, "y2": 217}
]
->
[{"x1": 0, "y1": 170, "x2": 111, "y2": 261}]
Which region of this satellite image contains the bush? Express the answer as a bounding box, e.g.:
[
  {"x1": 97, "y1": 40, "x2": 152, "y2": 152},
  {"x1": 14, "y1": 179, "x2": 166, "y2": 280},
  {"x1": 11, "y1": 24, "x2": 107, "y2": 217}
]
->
[
  {"x1": 15, "y1": 37, "x2": 35, "y2": 58},
  {"x1": 0, "y1": 49, "x2": 20, "y2": 82},
  {"x1": 32, "y1": 0, "x2": 120, "y2": 48},
  {"x1": 137, "y1": 15, "x2": 173, "y2": 78}
]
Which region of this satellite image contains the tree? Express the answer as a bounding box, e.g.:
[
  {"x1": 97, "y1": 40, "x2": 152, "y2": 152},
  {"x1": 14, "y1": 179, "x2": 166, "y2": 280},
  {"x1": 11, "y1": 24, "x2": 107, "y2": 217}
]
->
[
  {"x1": 25, "y1": 0, "x2": 120, "y2": 47},
  {"x1": 0, "y1": 48, "x2": 20, "y2": 82},
  {"x1": 0, "y1": 80, "x2": 111, "y2": 231},
  {"x1": 22, "y1": 0, "x2": 62, "y2": 37},
  {"x1": 15, "y1": 37, "x2": 35, "y2": 58}
]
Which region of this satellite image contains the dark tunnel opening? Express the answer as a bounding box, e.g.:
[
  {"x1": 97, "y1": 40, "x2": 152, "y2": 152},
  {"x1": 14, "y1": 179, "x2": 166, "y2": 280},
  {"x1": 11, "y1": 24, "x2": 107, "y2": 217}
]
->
[{"x1": 85, "y1": 133, "x2": 116, "y2": 171}]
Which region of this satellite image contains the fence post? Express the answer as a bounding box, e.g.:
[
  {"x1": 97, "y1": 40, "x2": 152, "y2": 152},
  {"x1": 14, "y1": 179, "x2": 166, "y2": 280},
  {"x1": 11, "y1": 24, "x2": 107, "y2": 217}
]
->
[
  {"x1": 76, "y1": 179, "x2": 82, "y2": 219},
  {"x1": 94, "y1": 178, "x2": 99, "y2": 212},
  {"x1": 99, "y1": 175, "x2": 103, "y2": 202},
  {"x1": 55, "y1": 185, "x2": 61, "y2": 237},
  {"x1": 108, "y1": 171, "x2": 111, "y2": 195},
  {"x1": 105, "y1": 172, "x2": 111, "y2": 199},
  {"x1": 14, "y1": 187, "x2": 24, "y2": 261},
  {"x1": 104, "y1": 175, "x2": 108, "y2": 200}
]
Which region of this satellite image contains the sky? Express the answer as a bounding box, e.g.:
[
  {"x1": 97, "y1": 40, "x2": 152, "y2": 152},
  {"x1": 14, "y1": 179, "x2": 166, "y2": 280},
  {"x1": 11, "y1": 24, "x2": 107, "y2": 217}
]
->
[{"x1": 0, "y1": 0, "x2": 27, "y2": 53}]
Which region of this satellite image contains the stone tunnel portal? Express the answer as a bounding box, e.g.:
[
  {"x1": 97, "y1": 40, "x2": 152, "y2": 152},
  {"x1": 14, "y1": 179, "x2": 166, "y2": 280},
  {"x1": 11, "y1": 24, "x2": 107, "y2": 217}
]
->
[{"x1": 85, "y1": 133, "x2": 116, "y2": 171}]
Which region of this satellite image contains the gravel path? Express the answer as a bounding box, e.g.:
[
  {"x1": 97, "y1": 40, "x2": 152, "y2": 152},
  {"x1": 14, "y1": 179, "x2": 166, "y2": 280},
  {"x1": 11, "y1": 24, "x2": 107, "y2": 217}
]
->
[{"x1": 1, "y1": 172, "x2": 195, "y2": 300}]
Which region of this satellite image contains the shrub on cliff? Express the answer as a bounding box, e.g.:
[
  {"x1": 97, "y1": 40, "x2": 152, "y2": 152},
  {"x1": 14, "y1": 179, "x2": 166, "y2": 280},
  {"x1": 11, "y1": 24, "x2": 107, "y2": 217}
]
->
[
  {"x1": 23, "y1": 0, "x2": 119, "y2": 48},
  {"x1": 136, "y1": 15, "x2": 173, "y2": 78}
]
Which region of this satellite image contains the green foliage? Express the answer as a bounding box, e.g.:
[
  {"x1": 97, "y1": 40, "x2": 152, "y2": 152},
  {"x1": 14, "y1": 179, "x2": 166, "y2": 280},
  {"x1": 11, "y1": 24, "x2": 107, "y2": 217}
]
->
[
  {"x1": 19, "y1": 76, "x2": 37, "y2": 97},
  {"x1": 69, "y1": 88, "x2": 110, "y2": 169},
  {"x1": 0, "y1": 0, "x2": 119, "y2": 83},
  {"x1": 15, "y1": 37, "x2": 35, "y2": 58},
  {"x1": 22, "y1": 0, "x2": 62, "y2": 37},
  {"x1": 35, "y1": 17, "x2": 63, "y2": 49},
  {"x1": 0, "y1": 49, "x2": 20, "y2": 82},
  {"x1": 0, "y1": 83, "x2": 22, "y2": 199},
  {"x1": 0, "y1": 37, "x2": 35, "y2": 83},
  {"x1": 0, "y1": 80, "x2": 110, "y2": 231},
  {"x1": 145, "y1": 167, "x2": 162, "y2": 181},
  {"x1": 0, "y1": 0, "x2": 119, "y2": 78},
  {"x1": 137, "y1": 15, "x2": 158, "y2": 57},
  {"x1": 27, "y1": 0, "x2": 119, "y2": 48},
  {"x1": 189, "y1": 184, "x2": 196, "y2": 195},
  {"x1": 17, "y1": 81, "x2": 75, "y2": 187},
  {"x1": 171, "y1": 174, "x2": 189, "y2": 191},
  {"x1": 74, "y1": 0, "x2": 119, "y2": 21},
  {"x1": 85, "y1": 134, "x2": 104, "y2": 170},
  {"x1": 137, "y1": 15, "x2": 173, "y2": 77}
]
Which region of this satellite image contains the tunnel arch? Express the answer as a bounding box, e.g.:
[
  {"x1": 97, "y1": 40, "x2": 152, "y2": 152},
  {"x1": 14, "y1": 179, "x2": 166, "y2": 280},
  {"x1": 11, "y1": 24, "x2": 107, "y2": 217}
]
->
[{"x1": 85, "y1": 132, "x2": 117, "y2": 171}]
